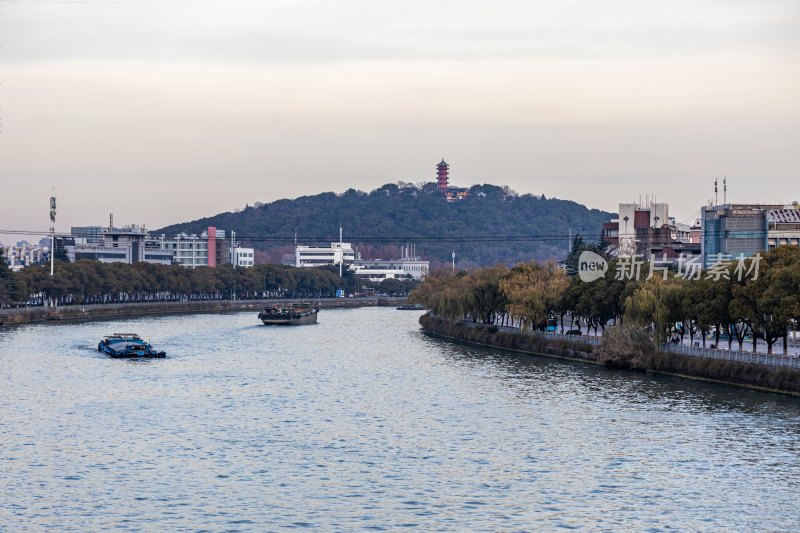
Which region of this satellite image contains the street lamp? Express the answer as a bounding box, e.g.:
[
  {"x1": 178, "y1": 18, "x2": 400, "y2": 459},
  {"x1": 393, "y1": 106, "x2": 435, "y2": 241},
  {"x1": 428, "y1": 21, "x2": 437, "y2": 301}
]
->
[{"x1": 49, "y1": 195, "x2": 56, "y2": 277}]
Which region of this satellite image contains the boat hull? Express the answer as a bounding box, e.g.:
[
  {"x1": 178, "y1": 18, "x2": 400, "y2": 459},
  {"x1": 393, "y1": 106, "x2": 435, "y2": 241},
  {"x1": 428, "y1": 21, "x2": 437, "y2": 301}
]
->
[{"x1": 103, "y1": 350, "x2": 167, "y2": 359}]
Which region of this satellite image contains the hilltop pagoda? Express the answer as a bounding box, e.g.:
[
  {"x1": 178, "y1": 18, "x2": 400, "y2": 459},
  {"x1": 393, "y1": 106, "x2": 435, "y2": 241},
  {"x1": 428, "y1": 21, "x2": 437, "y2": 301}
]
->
[
  {"x1": 436, "y1": 158, "x2": 468, "y2": 202},
  {"x1": 437, "y1": 159, "x2": 449, "y2": 193}
]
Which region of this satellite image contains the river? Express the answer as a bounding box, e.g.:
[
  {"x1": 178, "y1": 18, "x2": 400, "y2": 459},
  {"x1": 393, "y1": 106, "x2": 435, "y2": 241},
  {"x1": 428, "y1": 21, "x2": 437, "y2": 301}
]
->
[{"x1": 1, "y1": 307, "x2": 798, "y2": 531}]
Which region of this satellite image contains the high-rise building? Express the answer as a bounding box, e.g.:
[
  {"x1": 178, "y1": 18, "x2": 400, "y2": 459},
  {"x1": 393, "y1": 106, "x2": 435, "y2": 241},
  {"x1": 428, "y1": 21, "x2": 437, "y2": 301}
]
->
[{"x1": 700, "y1": 204, "x2": 784, "y2": 267}]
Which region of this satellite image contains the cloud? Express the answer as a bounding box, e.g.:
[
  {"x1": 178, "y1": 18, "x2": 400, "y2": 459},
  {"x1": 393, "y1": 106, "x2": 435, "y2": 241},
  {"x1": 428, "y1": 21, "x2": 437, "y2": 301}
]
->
[{"x1": 0, "y1": 0, "x2": 797, "y2": 231}]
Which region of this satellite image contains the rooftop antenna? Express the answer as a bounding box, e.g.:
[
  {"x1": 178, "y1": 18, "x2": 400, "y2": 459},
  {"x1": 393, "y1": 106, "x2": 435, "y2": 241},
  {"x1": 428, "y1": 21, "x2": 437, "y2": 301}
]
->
[
  {"x1": 723, "y1": 177, "x2": 727, "y2": 204},
  {"x1": 339, "y1": 222, "x2": 343, "y2": 278},
  {"x1": 714, "y1": 178, "x2": 718, "y2": 205}
]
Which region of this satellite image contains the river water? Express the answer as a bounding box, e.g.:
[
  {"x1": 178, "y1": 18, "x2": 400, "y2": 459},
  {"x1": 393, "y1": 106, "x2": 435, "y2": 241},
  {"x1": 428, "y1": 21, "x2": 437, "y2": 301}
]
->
[{"x1": 1, "y1": 308, "x2": 799, "y2": 531}]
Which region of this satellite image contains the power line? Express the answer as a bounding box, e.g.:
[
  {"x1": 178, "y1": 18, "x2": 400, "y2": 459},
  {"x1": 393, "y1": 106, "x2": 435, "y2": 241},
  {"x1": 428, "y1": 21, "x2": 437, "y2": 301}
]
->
[{"x1": 0, "y1": 226, "x2": 744, "y2": 247}]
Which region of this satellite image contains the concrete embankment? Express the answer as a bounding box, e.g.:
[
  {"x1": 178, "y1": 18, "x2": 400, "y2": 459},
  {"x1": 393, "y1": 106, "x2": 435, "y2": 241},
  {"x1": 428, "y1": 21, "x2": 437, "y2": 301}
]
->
[
  {"x1": 0, "y1": 297, "x2": 406, "y2": 326},
  {"x1": 420, "y1": 314, "x2": 800, "y2": 396}
]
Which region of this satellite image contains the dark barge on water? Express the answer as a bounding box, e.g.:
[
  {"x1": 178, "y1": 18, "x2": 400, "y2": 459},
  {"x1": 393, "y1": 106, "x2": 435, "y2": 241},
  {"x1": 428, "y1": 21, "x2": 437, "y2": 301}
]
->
[
  {"x1": 396, "y1": 303, "x2": 424, "y2": 311},
  {"x1": 98, "y1": 334, "x2": 166, "y2": 358},
  {"x1": 258, "y1": 303, "x2": 319, "y2": 325}
]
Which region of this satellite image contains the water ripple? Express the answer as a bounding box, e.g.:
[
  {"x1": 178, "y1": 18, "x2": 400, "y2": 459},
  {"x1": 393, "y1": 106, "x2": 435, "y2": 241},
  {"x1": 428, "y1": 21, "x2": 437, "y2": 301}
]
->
[{"x1": 1, "y1": 308, "x2": 799, "y2": 530}]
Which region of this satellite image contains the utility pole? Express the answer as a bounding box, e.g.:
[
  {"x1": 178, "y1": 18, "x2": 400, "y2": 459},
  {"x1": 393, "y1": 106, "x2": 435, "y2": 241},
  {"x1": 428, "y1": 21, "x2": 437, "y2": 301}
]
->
[{"x1": 49, "y1": 193, "x2": 56, "y2": 277}]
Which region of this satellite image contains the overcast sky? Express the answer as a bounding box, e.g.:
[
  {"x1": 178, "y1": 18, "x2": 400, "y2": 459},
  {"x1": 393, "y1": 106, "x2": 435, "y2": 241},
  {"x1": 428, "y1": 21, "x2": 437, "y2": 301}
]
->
[{"x1": 1, "y1": 0, "x2": 798, "y2": 238}]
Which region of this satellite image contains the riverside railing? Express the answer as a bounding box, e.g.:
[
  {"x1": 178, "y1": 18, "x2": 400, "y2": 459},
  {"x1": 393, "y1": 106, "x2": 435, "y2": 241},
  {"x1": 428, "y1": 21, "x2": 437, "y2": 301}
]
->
[
  {"x1": 659, "y1": 342, "x2": 800, "y2": 369},
  {"x1": 456, "y1": 320, "x2": 602, "y2": 346},
  {"x1": 455, "y1": 319, "x2": 798, "y2": 369}
]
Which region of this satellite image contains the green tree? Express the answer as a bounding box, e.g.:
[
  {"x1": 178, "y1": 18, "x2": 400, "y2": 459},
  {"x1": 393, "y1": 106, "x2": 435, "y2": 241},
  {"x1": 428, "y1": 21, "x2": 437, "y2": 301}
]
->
[
  {"x1": 623, "y1": 279, "x2": 672, "y2": 343},
  {"x1": 500, "y1": 261, "x2": 568, "y2": 331},
  {"x1": 463, "y1": 266, "x2": 508, "y2": 323},
  {"x1": 731, "y1": 247, "x2": 800, "y2": 354},
  {"x1": 0, "y1": 247, "x2": 20, "y2": 306}
]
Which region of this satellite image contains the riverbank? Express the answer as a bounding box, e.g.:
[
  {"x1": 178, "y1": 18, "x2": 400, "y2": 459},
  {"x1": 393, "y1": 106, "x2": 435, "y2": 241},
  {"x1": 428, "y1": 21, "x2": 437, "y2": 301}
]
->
[
  {"x1": 420, "y1": 314, "x2": 800, "y2": 396},
  {"x1": 0, "y1": 297, "x2": 407, "y2": 326}
]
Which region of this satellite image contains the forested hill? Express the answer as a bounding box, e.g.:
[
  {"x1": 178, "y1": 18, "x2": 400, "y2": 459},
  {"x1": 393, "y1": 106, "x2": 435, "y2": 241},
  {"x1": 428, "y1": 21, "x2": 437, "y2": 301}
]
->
[{"x1": 155, "y1": 183, "x2": 614, "y2": 268}]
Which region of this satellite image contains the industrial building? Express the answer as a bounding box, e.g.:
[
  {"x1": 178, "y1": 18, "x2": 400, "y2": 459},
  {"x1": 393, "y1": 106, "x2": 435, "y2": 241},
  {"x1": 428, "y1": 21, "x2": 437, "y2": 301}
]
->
[
  {"x1": 294, "y1": 242, "x2": 356, "y2": 269},
  {"x1": 60, "y1": 223, "x2": 255, "y2": 268},
  {"x1": 72, "y1": 225, "x2": 174, "y2": 265},
  {"x1": 289, "y1": 238, "x2": 429, "y2": 280},
  {"x1": 351, "y1": 258, "x2": 429, "y2": 281}
]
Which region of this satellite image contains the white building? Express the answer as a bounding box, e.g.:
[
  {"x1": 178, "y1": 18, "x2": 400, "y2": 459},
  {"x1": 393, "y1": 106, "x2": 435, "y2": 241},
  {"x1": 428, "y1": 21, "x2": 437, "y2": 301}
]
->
[
  {"x1": 295, "y1": 242, "x2": 355, "y2": 268},
  {"x1": 154, "y1": 231, "x2": 218, "y2": 268},
  {"x1": 233, "y1": 247, "x2": 255, "y2": 267},
  {"x1": 153, "y1": 228, "x2": 255, "y2": 268},
  {"x1": 290, "y1": 237, "x2": 428, "y2": 280}
]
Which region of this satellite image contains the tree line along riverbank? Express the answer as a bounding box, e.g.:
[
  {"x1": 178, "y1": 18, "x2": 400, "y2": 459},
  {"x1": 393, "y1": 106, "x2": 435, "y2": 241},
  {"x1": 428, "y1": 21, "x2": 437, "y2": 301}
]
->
[
  {"x1": 410, "y1": 246, "x2": 800, "y2": 356},
  {"x1": 419, "y1": 314, "x2": 800, "y2": 396},
  {"x1": 0, "y1": 256, "x2": 419, "y2": 309},
  {"x1": 0, "y1": 297, "x2": 407, "y2": 326},
  {"x1": 410, "y1": 246, "x2": 800, "y2": 395}
]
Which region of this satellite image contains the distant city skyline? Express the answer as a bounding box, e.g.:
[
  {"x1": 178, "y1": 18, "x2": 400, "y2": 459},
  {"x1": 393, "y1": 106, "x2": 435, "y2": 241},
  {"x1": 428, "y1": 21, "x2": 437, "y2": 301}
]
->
[{"x1": 1, "y1": 0, "x2": 798, "y2": 232}]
